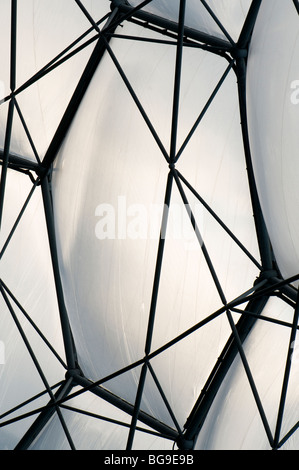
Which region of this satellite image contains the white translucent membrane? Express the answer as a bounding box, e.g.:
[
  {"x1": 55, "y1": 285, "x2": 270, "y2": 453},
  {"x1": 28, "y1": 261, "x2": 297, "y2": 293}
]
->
[
  {"x1": 0, "y1": 170, "x2": 65, "y2": 449},
  {"x1": 0, "y1": 0, "x2": 109, "y2": 160},
  {"x1": 0, "y1": 1, "x2": 111, "y2": 449},
  {"x1": 129, "y1": 0, "x2": 251, "y2": 42},
  {"x1": 195, "y1": 297, "x2": 299, "y2": 450},
  {"x1": 52, "y1": 17, "x2": 259, "y2": 438},
  {"x1": 247, "y1": 0, "x2": 299, "y2": 281}
]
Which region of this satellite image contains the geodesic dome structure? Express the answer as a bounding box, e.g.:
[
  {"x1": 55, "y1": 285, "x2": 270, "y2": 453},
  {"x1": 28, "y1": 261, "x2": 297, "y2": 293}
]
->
[{"x1": 0, "y1": 0, "x2": 299, "y2": 450}]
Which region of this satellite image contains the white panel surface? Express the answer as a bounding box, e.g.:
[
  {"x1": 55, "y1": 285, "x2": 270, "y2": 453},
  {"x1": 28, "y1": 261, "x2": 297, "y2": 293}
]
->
[
  {"x1": 129, "y1": 0, "x2": 251, "y2": 42},
  {"x1": 247, "y1": 0, "x2": 299, "y2": 281},
  {"x1": 196, "y1": 297, "x2": 299, "y2": 450},
  {"x1": 1, "y1": 0, "x2": 298, "y2": 450},
  {"x1": 0, "y1": 0, "x2": 106, "y2": 160},
  {"x1": 0, "y1": 171, "x2": 65, "y2": 449},
  {"x1": 52, "y1": 20, "x2": 259, "y2": 429}
]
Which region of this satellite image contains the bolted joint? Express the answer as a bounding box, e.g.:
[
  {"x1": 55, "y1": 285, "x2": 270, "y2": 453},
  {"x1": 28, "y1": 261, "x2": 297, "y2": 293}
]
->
[
  {"x1": 110, "y1": 0, "x2": 130, "y2": 8},
  {"x1": 65, "y1": 367, "x2": 84, "y2": 381},
  {"x1": 258, "y1": 269, "x2": 278, "y2": 282},
  {"x1": 176, "y1": 435, "x2": 195, "y2": 450},
  {"x1": 231, "y1": 47, "x2": 247, "y2": 59}
]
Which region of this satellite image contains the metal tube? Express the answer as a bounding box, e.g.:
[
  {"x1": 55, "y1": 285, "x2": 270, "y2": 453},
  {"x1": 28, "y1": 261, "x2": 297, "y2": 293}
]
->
[
  {"x1": 127, "y1": 171, "x2": 174, "y2": 449},
  {"x1": 225, "y1": 309, "x2": 274, "y2": 447},
  {"x1": 14, "y1": 99, "x2": 41, "y2": 163},
  {"x1": 170, "y1": 0, "x2": 186, "y2": 163},
  {"x1": 0, "y1": 381, "x2": 64, "y2": 421},
  {"x1": 72, "y1": 372, "x2": 179, "y2": 441},
  {"x1": 200, "y1": 0, "x2": 235, "y2": 46},
  {"x1": 237, "y1": 0, "x2": 262, "y2": 49},
  {"x1": 0, "y1": 283, "x2": 75, "y2": 449},
  {"x1": 175, "y1": 61, "x2": 234, "y2": 163},
  {"x1": 181, "y1": 293, "x2": 269, "y2": 447},
  {"x1": 173, "y1": 169, "x2": 227, "y2": 305},
  {"x1": 10, "y1": 0, "x2": 17, "y2": 92},
  {"x1": 41, "y1": 8, "x2": 121, "y2": 173},
  {"x1": 176, "y1": 170, "x2": 262, "y2": 270},
  {"x1": 235, "y1": 57, "x2": 275, "y2": 273},
  {"x1": 14, "y1": 378, "x2": 74, "y2": 450},
  {"x1": 274, "y1": 292, "x2": 299, "y2": 448},
  {"x1": 0, "y1": 0, "x2": 18, "y2": 227},
  {"x1": 145, "y1": 171, "x2": 174, "y2": 355},
  {"x1": 0, "y1": 179, "x2": 39, "y2": 259},
  {"x1": 0, "y1": 280, "x2": 67, "y2": 368},
  {"x1": 293, "y1": 0, "x2": 299, "y2": 15},
  {"x1": 112, "y1": 0, "x2": 233, "y2": 50},
  {"x1": 0, "y1": 99, "x2": 14, "y2": 229},
  {"x1": 147, "y1": 362, "x2": 183, "y2": 436},
  {"x1": 0, "y1": 150, "x2": 40, "y2": 172},
  {"x1": 41, "y1": 176, "x2": 77, "y2": 370},
  {"x1": 126, "y1": 363, "x2": 148, "y2": 450},
  {"x1": 0, "y1": 281, "x2": 58, "y2": 398},
  {"x1": 102, "y1": 36, "x2": 170, "y2": 163}
]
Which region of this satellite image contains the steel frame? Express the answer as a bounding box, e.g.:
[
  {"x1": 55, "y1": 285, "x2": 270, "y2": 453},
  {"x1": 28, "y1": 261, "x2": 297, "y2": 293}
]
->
[{"x1": 0, "y1": 0, "x2": 298, "y2": 451}]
